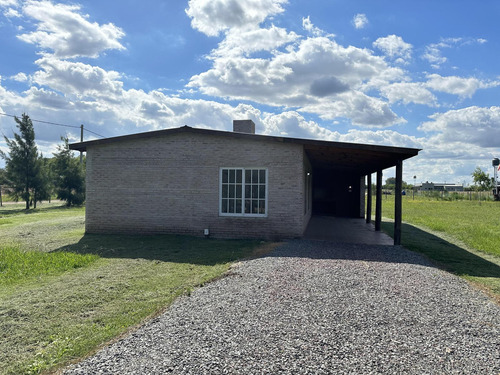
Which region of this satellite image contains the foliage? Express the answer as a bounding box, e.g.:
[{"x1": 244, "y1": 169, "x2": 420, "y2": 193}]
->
[
  {"x1": 0, "y1": 114, "x2": 42, "y2": 209},
  {"x1": 383, "y1": 176, "x2": 410, "y2": 190},
  {"x1": 32, "y1": 156, "x2": 53, "y2": 207},
  {"x1": 53, "y1": 137, "x2": 85, "y2": 206},
  {"x1": 471, "y1": 166, "x2": 494, "y2": 191},
  {"x1": 0, "y1": 168, "x2": 7, "y2": 185}
]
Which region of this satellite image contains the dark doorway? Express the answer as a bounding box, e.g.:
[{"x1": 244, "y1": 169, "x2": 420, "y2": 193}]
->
[{"x1": 312, "y1": 168, "x2": 361, "y2": 217}]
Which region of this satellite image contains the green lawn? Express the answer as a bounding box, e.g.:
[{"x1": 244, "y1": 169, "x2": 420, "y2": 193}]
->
[
  {"x1": 379, "y1": 195, "x2": 500, "y2": 302},
  {"x1": 0, "y1": 202, "x2": 268, "y2": 375}
]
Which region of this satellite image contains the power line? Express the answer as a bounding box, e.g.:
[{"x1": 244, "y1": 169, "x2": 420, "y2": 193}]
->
[
  {"x1": 0, "y1": 112, "x2": 106, "y2": 138},
  {"x1": 83, "y1": 128, "x2": 105, "y2": 138}
]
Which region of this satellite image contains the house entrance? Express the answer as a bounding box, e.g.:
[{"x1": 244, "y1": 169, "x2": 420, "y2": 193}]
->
[{"x1": 312, "y1": 168, "x2": 362, "y2": 218}]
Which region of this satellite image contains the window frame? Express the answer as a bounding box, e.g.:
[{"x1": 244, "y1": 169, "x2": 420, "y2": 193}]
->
[{"x1": 219, "y1": 167, "x2": 268, "y2": 217}]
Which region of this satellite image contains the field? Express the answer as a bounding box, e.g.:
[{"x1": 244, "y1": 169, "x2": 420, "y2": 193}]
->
[
  {"x1": 0, "y1": 203, "x2": 268, "y2": 375},
  {"x1": 379, "y1": 195, "x2": 500, "y2": 302}
]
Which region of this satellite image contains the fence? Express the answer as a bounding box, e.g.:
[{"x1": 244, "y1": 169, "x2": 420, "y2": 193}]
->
[{"x1": 376, "y1": 188, "x2": 497, "y2": 202}]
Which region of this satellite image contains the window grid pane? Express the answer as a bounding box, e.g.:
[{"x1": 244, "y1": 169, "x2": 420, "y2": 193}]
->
[
  {"x1": 243, "y1": 169, "x2": 266, "y2": 215},
  {"x1": 222, "y1": 168, "x2": 266, "y2": 216}
]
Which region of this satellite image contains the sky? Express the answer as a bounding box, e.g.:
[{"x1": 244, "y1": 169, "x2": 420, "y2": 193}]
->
[{"x1": 0, "y1": 0, "x2": 499, "y2": 185}]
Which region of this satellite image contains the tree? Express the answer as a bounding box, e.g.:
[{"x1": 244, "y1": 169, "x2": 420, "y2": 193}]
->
[
  {"x1": 384, "y1": 177, "x2": 397, "y2": 189},
  {"x1": 53, "y1": 137, "x2": 85, "y2": 206},
  {"x1": 0, "y1": 168, "x2": 7, "y2": 206},
  {"x1": 0, "y1": 114, "x2": 42, "y2": 209},
  {"x1": 32, "y1": 156, "x2": 54, "y2": 208},
  {"x1": 383, "y1": 177, "x2": 409, "y2": 190},
  {"x1": 471, "y1": 167, "x2": 494, "y2": 191}
]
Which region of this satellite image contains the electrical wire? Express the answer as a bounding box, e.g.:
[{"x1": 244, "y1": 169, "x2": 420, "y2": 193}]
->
[{"x1": 0, "y1": 112, "x2": 106, "y2": 138}]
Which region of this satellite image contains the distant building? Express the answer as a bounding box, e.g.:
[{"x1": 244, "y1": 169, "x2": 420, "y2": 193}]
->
[{"x1": 417, "y1": 182, "x2": 464, "y2": 192}]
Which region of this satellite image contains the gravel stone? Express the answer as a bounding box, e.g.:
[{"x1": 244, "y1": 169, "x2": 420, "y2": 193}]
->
[{"x1": 64, "y1": 240, "x2": 500, "y2": 374}]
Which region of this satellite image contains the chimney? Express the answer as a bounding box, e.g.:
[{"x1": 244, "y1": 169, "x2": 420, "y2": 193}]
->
[{"x1": 233, "y1": 119, "x2": 255, "y2": 134}]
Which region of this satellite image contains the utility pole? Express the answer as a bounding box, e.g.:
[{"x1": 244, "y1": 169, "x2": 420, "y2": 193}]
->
[
  {"x1": 80, "y1": 124, "x2": 84, "y2": 165},
  {"x1": 413, "y1": 175, "x2": 416, "y2": 200}
]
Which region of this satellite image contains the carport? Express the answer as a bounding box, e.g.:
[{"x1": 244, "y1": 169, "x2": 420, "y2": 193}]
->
[{"x1": 300, "y1": 140, "x2": 420, "y2": 246}]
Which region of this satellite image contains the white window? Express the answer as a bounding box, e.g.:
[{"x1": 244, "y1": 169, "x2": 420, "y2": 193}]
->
[{"x1": 220, "y1": 168, "x2": 268, "y2": 217}]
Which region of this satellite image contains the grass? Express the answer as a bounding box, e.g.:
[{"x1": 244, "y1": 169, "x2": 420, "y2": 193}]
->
[
  {"x1": 378, "y1": 195, "x2": 500, "y2": 302},
  {"x1": 0, "y1": 202, "x2": 270, "y2": 375},
  {"x1": 0, "y1": 246, "x2": 98, "y2": 286}
]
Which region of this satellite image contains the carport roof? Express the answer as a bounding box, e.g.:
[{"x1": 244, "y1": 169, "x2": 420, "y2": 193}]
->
[{"x1": 70, "y1": 125, "x2": 420, "y2": 175}]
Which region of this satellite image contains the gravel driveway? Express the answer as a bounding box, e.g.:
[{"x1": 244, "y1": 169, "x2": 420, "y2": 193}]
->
[{"x1": 65, "y1": 240, "x2": 500, "y2": 374}]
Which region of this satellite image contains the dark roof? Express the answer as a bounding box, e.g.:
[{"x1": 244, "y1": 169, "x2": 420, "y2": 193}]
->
[{"x1": 69, "y1": 125, "x2": 420, "y2": 175}]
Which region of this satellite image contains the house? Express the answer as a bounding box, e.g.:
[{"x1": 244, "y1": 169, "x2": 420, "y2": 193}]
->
[
  {"x1": 69, "y1": 120, "x2": 419, "y2": 243},
  {"x1": 417, "y1": 182, "x2": 464, "y2": 192}
]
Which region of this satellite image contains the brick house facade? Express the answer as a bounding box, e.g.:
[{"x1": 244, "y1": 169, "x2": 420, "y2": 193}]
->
[{"x1": 70, "y1": 120, "x2": 419, "y2": 240}]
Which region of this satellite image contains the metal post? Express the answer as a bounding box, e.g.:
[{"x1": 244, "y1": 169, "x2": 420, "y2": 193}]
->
[
  {"x1": 413, "y1": 175, "x2": 416, "y2": 200},
  {"x1": 366, "y1": 174, "x2": 372, "y2": 223},
  {"x1": 80, "y1": 124, "x2": 84, "y2": 164},
  {"x1": 375, "y1": 170, "x2": 382, "y2": 231},
  {"x1": 394, "y1": 160, "x2": 403, "y2": 246}
]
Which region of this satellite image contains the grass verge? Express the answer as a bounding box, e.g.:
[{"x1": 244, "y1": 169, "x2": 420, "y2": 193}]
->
[
  {"x1": 381, "y1": 195, "x2": 500, "y2": 258},
  {"x1": 378, "y1": 196, "x2": 500, "y2": 303},
  {"x1": 0, "y1": 203, "x2": 271, "y2": 375}
]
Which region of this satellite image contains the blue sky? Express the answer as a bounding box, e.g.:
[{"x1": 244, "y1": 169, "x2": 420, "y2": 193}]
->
[{"x1": 0, "y1": 0, "x2": 499, "y2": 185}]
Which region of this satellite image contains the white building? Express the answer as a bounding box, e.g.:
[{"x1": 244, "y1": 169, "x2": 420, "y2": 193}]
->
[{"x1": 417, "y1": 182, "x2": 464, "y2": 192}]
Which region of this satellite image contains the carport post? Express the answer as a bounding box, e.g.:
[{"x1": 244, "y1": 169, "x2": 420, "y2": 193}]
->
[
  {"x1": 394, "y1": 160, "x2": 403, "y2": 246},
  {"x1": 366, "y1": 174, "x2": 372, "y2": 223},
  {"x1": 375, "y1": 170, "x2": 382, "y2": 231}
]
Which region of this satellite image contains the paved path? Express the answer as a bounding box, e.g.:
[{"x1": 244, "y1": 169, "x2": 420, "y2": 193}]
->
[
  {"x1": 65, "y1": 241, "x2": 500, "y2": 374},
  {"x1": 304, "y1": 216, "x2": 394, "y2": 245}
]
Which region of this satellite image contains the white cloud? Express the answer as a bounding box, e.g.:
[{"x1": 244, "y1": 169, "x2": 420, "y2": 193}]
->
[
  {"x1": 381, "y1": 82, "x2": 437, "y2": 106},
  {"x1": 212, "y1": 25, "x2": 298, "y2": 57},
  {"x1": 425, "y1": 74, "x2": 500, "y2": 98},
  {"x1": 23, "y1": 86, "x2": 73, "y2": 110},
  {"x1": 262, "y1": 111, "x2": 340, "y2": 139},
  {"x1": 422, "y1": 44, "x2": 447, "y2": 69},
  {"x1": 17, "y1": 0, "x2": 125, "y2": 59},
  {"x1": 422, "y1": 37, "x2": 487, "y2": 69},
  {"x1": 189, "y1": 36, "x2": 405, "y2": 127},
  {"x1": 185, "y1": 0, "x2": 288, "y2": 36},
  {"x1": 373, "y1": 35, "x2": 412, "y2": 62},
  {"x1": 0, "y1": 0, "x2": 18, "y2": 6},
  {"x1": 3, "y1": 0, "x2": 496, "y2": 185},
  {"x1": 352, "y1": 13, "x2": 368, "y2": 29},
  {"x1": 302, "y1": 16, "x2": 324, "y2": 37},
  {"x1": 338, "y1": 128, "x2": 423, "y2": 149},
  {"x1": 10, "y1": 72, "x2": 28, "y2": 82},
  {"x1": 32, "y1": 57, "x2": 123, "y2": 99},
  {"x1": 419, "y1": 106, "x2": 500, "y2": 148},
  {"x1": 300, "y1": 91, "x2": 404, "y2": 127},
  {"x1": 3, "y1": 7, "x2": 20, "y2": 17}
]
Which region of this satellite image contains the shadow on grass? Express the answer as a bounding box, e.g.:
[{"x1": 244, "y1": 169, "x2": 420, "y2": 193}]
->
[
  {"x1": 0, "y1": 203, "x2": 73, "y2": 216},
  {"x1": 53, "y1": 233, "x2": 261, "y2": 266},
  {"x1": 381, "y1": 221, "x2": 500, "y2": 278}
]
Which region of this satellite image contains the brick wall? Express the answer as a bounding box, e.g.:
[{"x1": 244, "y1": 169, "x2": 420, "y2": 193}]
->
[{"x1": 85, "y1": 132, "x2": 306, "y2": 239}]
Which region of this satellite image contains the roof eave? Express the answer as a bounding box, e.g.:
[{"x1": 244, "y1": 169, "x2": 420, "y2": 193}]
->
[{"x1": 69, "y1": 125, "x2": 421, "y2": 159}]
